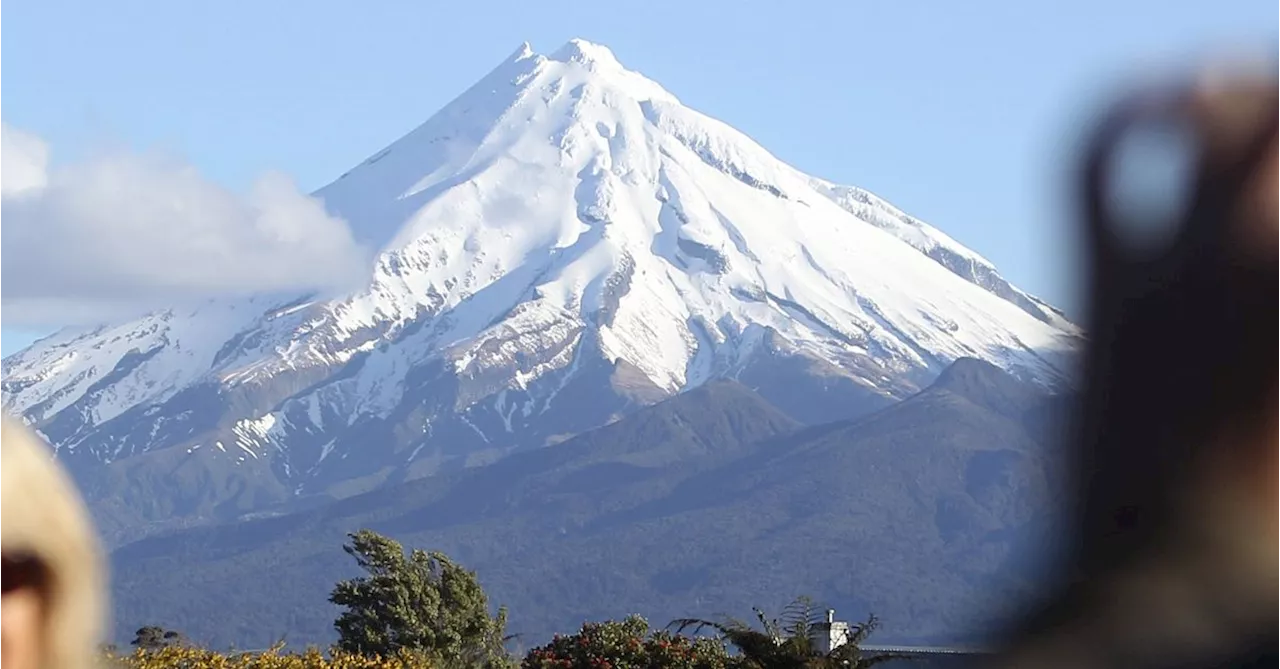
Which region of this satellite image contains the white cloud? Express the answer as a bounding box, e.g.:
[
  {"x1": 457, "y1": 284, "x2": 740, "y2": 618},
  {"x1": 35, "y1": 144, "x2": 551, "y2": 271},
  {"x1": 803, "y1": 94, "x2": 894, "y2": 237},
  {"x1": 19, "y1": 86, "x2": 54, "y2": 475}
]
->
[
  {"x1": 2, "y1": 125, "x2": 50, "y2": 196},
  {"x1": 1, "y1": 123, "x2": 372, "y2": 326}
]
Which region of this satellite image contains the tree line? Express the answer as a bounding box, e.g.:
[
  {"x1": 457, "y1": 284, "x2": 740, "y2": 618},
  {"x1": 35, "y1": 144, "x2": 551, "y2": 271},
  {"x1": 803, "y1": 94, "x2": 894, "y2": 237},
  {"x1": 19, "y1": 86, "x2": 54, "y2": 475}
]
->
[{"x1": 110, "y1": 529, "x2": 908, "y2": 668}]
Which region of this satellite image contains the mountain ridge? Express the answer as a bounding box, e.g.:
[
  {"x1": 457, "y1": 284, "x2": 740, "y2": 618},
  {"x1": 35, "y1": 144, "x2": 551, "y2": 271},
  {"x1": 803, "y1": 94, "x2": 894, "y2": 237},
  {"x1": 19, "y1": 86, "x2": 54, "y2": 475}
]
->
[{"x1": 107, "y1": 357, "x2": 1068, "y2": 648}]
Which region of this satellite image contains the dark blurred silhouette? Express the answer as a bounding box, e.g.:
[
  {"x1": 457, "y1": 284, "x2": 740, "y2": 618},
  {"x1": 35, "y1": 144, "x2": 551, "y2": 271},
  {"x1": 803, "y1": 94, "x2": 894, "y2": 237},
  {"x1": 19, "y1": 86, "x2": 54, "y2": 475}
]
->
[
  {"x1": 993, "y1": 65, "x2": 1278, "y2": 669},
  {"x1": 1, "y1": 417, "x2": 108, "y2": 669}
]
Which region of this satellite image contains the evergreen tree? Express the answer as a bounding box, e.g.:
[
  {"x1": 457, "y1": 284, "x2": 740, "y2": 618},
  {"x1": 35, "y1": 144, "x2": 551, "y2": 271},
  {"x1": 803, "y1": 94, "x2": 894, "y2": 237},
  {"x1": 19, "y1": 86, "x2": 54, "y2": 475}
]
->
[
  {"x1": 329, "y1": 529, "x2": 513, "y2": 667},
  {"x1": 130, "y1": 625, "x2": 189, "y2": 651}
]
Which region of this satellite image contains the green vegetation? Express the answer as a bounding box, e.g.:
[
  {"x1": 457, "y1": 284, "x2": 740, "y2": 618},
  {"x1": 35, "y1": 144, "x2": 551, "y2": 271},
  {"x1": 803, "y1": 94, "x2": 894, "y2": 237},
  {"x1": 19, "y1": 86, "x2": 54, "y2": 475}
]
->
[
  {"x1": 522, "y1": 616, "x2": 735, "y2": 669},
  {"x1": 671, "y1": 597, "x2": 908, "y2": 668},
  {"x1": 110, "y1": 370, "x2": 1063, "y2": 649},
  {"x1": 330, "y1": 530, "x2": 512, "y2": 668},
  {"x1": 103, "y1": 643, "x2": 439, "y2": 668},
  {"x1": 131, "y1": 625, "x2": 192, "y2": 651},
  {"x1": 116, "y1": 530, "x2": 903, "y2": 668}
]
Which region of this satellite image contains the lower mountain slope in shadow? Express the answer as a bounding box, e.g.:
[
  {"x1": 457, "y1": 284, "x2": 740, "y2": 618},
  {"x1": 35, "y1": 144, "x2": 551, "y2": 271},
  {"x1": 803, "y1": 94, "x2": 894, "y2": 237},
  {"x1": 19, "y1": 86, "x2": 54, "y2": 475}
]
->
[{"x1": 108, "y1": 358, "x2": 1070, "y2": 649}]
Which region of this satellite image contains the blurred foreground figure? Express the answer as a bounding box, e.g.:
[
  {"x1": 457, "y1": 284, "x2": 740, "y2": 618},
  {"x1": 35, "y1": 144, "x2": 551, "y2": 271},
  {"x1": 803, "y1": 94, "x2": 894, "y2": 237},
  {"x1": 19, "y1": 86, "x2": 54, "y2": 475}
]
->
[
  {"x1": 994, "y1": 67, "x2": 1277, "y2": 668},
  {"x1": 1, "y1": 417, "x2": 108, "y2": 669}
]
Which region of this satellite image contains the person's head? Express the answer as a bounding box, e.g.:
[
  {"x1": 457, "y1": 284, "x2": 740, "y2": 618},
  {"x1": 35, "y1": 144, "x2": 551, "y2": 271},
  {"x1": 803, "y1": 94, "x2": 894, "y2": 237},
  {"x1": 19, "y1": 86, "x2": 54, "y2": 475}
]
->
[
  {"x1": 1, "y1": 417, "x2": 107, "y2": 669},
  {"x1": 994, "y1": 64, "x2": 1276, "y2": 669}
]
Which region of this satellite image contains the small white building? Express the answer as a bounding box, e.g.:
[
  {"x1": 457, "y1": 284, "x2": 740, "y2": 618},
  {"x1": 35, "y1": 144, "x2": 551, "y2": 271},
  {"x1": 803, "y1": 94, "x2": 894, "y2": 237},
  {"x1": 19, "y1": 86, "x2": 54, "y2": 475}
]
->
[{"x1": 809, "y1": 609, "x2": 851, "y2": 653}]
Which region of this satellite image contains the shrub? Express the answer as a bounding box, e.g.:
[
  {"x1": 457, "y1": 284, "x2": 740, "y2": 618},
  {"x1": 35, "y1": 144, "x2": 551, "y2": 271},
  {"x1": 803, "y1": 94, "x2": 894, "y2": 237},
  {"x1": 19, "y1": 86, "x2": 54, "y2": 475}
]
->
[
  {"x1": 521, "y1": 615, "x2": 735, "y2": 669},
  {"x1": 103, "y1": 643, "x2": 440, "y2": 668}
]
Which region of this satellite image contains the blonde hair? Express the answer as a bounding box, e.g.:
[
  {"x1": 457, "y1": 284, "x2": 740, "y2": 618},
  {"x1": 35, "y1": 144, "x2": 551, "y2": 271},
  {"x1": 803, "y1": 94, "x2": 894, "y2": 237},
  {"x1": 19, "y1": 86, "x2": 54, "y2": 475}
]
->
[{"x1": 2, "y1": 416, "x2": 108, "y2": 669}]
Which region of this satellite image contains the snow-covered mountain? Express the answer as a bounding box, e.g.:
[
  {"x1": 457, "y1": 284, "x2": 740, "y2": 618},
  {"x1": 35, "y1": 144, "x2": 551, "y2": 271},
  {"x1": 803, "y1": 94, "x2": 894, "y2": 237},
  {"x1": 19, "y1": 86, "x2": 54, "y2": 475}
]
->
[{"x1": 2, "y1": 39, "x2": 1081, "y2": 537}]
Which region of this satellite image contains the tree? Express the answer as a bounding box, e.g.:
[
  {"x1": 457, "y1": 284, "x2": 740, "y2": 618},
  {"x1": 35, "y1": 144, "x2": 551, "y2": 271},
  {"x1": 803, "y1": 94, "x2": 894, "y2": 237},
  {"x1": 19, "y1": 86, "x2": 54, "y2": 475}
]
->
[
  {"x1": 522, "y1": 615, "x2": 735, "y2": 669},
  {"x1": 130, "y1": 625, "x2": 189, "y2": 651},
  {"x1": 670, "y1": 597, "x2": 909, "y2": 669},
  {"x1": 329, "y1": 529, "x2": 513, "y2": 667}
]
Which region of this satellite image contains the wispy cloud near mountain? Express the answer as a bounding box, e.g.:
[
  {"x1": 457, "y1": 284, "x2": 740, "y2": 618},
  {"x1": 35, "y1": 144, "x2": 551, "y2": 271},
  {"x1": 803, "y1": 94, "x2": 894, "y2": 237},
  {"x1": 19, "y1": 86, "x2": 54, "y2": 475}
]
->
[{"x1": 1, "y1": 123, "x2": 372, "y2": 326}]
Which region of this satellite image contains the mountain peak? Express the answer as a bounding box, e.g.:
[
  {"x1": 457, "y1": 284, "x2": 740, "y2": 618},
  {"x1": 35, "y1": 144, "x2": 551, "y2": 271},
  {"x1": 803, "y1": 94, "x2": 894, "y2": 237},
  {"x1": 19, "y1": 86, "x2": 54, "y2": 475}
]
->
[
  {"x1": 549, "y1": 38, "x2": 622, "y2": 70},
  {"x1": 507, "y1": 41, "x2": 536, "y2": 63}
]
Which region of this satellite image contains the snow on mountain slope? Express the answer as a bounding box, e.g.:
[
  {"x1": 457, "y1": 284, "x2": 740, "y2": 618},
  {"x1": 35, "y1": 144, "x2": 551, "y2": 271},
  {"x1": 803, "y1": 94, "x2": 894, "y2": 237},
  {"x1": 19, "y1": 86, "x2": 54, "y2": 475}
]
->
[
  {"x1": 2, "y1": 39, "x2": 1081, "y2": 516},
  {"x1": 809, "y1": 179, "x2": 1075, "y2": 332}
]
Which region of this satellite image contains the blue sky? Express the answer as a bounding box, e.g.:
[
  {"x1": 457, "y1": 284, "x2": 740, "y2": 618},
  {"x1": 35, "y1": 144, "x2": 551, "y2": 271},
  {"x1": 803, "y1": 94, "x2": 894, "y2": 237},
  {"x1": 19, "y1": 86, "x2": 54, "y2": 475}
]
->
[{"x1": 2, "y1": 0, "x2": 1275, "y2": 356}]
